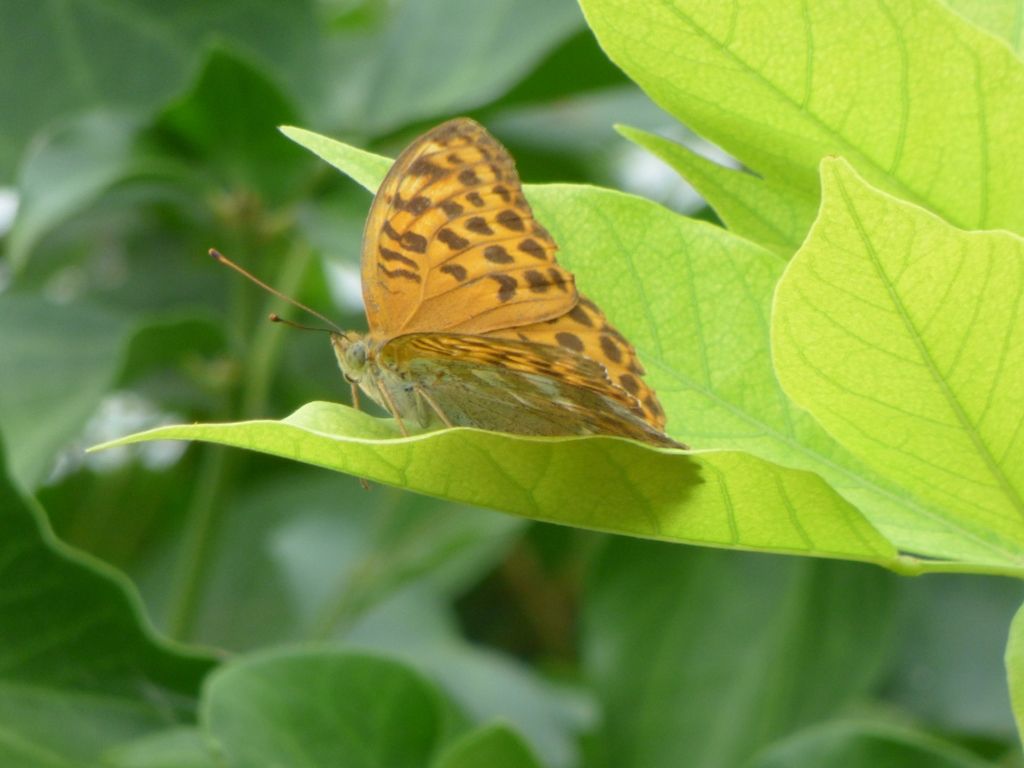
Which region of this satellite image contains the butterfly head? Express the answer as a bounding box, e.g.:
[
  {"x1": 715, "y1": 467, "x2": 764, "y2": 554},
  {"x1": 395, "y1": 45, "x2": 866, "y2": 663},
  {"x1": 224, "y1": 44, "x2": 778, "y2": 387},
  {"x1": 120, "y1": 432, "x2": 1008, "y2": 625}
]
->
[{"x1": 331, "y1": 332, "x2": 370, "y2": 384}]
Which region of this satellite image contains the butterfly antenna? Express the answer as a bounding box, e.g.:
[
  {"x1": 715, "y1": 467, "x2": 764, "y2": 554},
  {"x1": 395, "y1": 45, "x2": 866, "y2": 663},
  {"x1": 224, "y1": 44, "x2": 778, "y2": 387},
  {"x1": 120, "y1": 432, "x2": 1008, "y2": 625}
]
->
[
  {"x1": 209, "y1": 248, "x2": 346, "y2": 335},
  {"x1": 268, "y1": 313, "x2": 335, "y2": 334}
]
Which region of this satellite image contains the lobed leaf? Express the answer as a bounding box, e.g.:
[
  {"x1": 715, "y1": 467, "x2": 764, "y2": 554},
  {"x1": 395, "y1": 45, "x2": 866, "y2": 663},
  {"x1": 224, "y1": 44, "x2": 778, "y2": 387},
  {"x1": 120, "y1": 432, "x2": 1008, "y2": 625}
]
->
[
  {"x1": 0, "y1": 436, "x2": 216, "y2": 764},
  {"x1": 773, "y1": 159, "x2": 1024, "y2": 569},
  {"x1": 582, "y1": 0, "x2": 1024, "y2": 250}
]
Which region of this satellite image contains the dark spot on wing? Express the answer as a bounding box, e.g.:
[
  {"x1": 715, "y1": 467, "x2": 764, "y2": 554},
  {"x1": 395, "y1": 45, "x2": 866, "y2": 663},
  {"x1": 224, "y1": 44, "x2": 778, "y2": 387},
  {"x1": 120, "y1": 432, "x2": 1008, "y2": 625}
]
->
[
  {"x1": 409, "y1": 158, "x2": 445, "y2": 178},
  {"x1": 619, "y1": 373, "x2": 640, "y2": 395},
  {"x1": 441, "y1": 264, "x2": 467, "y2": 281},
  {"x1": 379, "y1": 247, "x2": 417, "y2": 269},
  {"x1": 438, "y1": 228, "x2": 470, "y2": 251},
  {"x1": 644, "y1": 395, "x2": 663, "y2": 418},
  {"x1": 569, "y1": 305, "x2": 592, "y2": 326},
  {"x1": 459, "y1": 169, "x2": 481, "y2": 186},
  {"x1": 555, "y1": 332, "x2": 584, "y2": 352},
  {"x1": 466, "y1": 216, "x2": 493, "y2": 235},
  {"x1": 600, "y1": 335, "x2": 624, "y2": 364},
  {"x1": 441, "y1": 200, "x2": 463, "y2": 218},
  {"x1": 524, "y1": 270, "x2": 549, "y2": 293},
  {"x1": 490, "y1": 274, "x2": 518, "y2": 302},
  {"x1": 378, "y1": 263, "x2": 421, "y2": 283},
  {"x1": 497, "y1": 209, "x2": 525, "y2": 232},
  {"x1": 484, "y1": 245, "x2": 513, "y2": 263},
  {"x1": 547, "y1": 268, "x2": 570, "y2": 291},
  {"x1": 493, "y1": 184, "x2": 511, "y2": 202},
  {"x1": 466, "y1": 191, "x2": 485, "y2": 207},
  {"x1": 400, "y1": 231, "x2": 427, "y2": 253},
  {"x1": 518, "y1": 238, "x2": 547, "y2": 260}
]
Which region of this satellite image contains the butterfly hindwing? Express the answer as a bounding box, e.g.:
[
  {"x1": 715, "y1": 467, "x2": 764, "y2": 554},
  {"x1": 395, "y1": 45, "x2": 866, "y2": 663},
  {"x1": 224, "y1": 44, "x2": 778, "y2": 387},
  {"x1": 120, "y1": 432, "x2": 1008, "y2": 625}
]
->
[
  {"x1": 362, "y1": 119, "x2": 578, "y2": 339},
  {"x1": 378, "y1": 333, "x2": 683, "y2": 448},
  {"x1": 490, "y1": 295, "x2": 667, "y2": 430}
]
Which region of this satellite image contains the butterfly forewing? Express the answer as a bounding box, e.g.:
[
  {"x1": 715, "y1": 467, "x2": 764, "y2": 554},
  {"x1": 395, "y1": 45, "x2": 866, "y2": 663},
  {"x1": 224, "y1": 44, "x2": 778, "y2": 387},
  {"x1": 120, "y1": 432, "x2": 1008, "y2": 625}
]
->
[{"x1": 362, "y1": 119, "x2": 578, "y2": 339}]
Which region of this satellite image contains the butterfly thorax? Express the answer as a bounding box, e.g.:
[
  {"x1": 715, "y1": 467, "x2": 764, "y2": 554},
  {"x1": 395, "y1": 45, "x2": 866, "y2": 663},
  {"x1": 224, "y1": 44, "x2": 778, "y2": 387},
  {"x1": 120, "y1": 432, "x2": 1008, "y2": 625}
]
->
[{"x1": 331, "y1": 332, "x2": 430, "y2": 426}]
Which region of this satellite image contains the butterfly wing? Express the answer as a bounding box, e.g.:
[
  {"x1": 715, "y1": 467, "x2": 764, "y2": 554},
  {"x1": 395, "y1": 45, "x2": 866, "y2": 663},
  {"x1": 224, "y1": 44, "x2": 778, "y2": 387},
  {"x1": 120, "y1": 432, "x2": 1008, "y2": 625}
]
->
[
  {"x1": 490, "y1": 295, "x2": 669, "y2": 431},
  {"x1": 378, "y1": 333, "x2": 684, "y2": 448},
  {"x1": 362, "y1": 118, "x2": 577, "y2": 339}
]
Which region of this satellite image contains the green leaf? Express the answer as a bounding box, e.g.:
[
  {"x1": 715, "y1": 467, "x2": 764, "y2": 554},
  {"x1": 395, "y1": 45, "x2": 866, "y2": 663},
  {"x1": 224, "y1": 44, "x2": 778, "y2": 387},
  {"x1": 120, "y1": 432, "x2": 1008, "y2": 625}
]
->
[
  {"x1": 1009, "y1": 600, "x2": 1024, "y2": 744},
  {"x1": 128, "y1": 126, "x2": 1022, "y2": 573},
  {"x1": 154, "y1": 49, "x2": 307, "y2": 204},
  {"x1": 615, "y1": 124, "x2": 815, "y2": 254},
  {"x1": 7, "y1": 111, "x2": 155, "y2": 271},
  {"x1": 122, "y1": 127, "x2": 904, "y2": 567},
  {"x1": 944, "y1": 0, "x2": 1024, "y2": 54},
  {"x1": 0, "y1": 0, "x2": 321, "y2": 181},
  {"x1": 94, "y1": 402, "x2": 896, "y2": 565},
  {"x1": 748, "y1": 721, "x2": 997, "y2": 768},
  {"x1": 0, "y1": 294, "x2": 132, "y2": 489},
  {"x1": 583, "y1": 541, "x2": 896, "y2": 768},
  {"x1": 434, "y1": 722, "x2": 544, "y2": 768},
  {"x1": 330, "y1": 0, "x2": 583, "y2": 135},
  {"x1": 203, "y1": 650, "x2": 442, "y2": 768},
  {"x1": 773, "y1": 158, "x2": 1024, "y2": 568},
  {"x1": 105, "y1": 727, "x2": 216, "y2": 768},
  {"x1": 887, "y1": 574, "x2": 1023, "y2": 735},
  {"x1": 180, "y1": 469, "x2": 522, "y2": 650},
  {"x1": 582, "y1": 0, "x2": 1024, "y2": 246},
  {"x1": 346, "y1": 586, "x2": 587, "y2": 768},
  {"x1": 0, "y1": 435, "x2": 216, "y2": 765},
  {"x1": 280, "y1": 125, "x2": 391, "y2": 193}
]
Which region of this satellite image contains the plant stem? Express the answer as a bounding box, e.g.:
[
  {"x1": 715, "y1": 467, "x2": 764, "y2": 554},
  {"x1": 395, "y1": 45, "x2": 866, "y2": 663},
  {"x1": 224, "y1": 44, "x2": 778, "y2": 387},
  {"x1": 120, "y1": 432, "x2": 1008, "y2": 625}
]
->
[{"x1": 165, "y1": 238, "x2": 313, "y2": 641}]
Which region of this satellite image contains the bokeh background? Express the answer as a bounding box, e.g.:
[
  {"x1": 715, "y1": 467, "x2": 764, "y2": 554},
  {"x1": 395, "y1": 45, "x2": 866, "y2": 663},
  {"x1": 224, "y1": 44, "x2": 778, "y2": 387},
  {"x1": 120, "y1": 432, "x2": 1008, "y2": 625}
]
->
[{"x1": 1, "y1": 1, "x2": 1022, "y2": 766}]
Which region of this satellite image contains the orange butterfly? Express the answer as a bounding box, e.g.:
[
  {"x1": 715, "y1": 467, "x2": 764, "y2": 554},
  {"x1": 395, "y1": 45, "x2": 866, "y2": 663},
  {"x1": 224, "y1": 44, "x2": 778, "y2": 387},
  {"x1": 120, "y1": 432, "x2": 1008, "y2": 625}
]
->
[{"x1": 330, "y1": 118, "x2": 684, "y2": 449}]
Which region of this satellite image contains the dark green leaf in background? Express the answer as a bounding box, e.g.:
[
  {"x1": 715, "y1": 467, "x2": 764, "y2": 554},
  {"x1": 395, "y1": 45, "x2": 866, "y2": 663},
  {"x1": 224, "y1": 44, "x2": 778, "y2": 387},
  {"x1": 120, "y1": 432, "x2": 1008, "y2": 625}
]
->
[
  {"x1": 0, "y1": 436, "x2": 215, "y2": 766},
  {"x1": 0, "y1": 294, "x2": 132, "y2": 489},
  {"x1": 583, "y1": 541, "x2": 896, "y2": 768},
  {"x1": 203, "y1": 651, "x2": 443, "y2": 768}
]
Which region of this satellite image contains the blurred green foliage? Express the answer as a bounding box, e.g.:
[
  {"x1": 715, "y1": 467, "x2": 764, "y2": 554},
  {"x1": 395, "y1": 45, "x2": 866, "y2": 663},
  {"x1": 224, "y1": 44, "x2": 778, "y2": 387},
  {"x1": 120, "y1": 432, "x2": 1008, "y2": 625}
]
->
[{"x1": 1, "y1": 1, "x2": 1023, "y2": 766}]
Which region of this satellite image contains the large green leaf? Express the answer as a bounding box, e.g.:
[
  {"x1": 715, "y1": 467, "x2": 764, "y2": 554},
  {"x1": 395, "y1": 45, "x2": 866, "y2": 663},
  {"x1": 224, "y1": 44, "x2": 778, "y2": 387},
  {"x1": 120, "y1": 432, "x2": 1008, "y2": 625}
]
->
[
  {"x1": 202, "y1": 651, "x2": 443, "y2": 768},
  {"x1": 773, "y1": 159, "x2": 1024, "y2": 570},
  {"x1": 582, "y1": 541, "x2": 896, "y2": 768},
  {"x1": 276, "y1": 127, "x2": 1024, "y2": 572},
  {"x1": 94, "y1": 402, "x2": 894, "y2": 564},
  {"x1": 0, "y1": 436, "x2": 216, "y2": 765},
  {"x1": 582, "y1": 0, "x2": 1024, "y2": 250},
  {"x1": 0, "y1": 293, "x2": 132, "y2": 489}
]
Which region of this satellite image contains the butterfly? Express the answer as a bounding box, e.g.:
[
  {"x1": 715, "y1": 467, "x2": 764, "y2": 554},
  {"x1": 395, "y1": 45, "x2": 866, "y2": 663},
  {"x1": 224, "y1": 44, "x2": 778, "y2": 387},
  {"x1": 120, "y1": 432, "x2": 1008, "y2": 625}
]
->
[{"x1": 330, "y1": 118, "x2": 684, "y2": 449}]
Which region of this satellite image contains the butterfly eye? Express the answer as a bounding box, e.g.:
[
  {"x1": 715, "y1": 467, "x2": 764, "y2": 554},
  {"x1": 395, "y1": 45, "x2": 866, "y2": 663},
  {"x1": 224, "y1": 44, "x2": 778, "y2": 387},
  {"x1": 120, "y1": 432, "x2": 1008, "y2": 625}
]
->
[{"x1": 345, "y1": 340, "x2": 368, "y2": 371}]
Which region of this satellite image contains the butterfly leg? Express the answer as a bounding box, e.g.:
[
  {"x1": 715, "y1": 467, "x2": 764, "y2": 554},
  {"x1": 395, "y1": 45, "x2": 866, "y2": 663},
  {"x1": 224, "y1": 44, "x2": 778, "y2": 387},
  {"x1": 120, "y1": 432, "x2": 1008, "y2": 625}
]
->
[
  {"x1": 350, "y1": 383, "x2": 361, "y2": 411},
  {"x1": 374, "y1": 378, "x2": 410, "y2": 437},
  {"x1": 415, "y1": 385, "x2": 455, "y2": 429}
]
